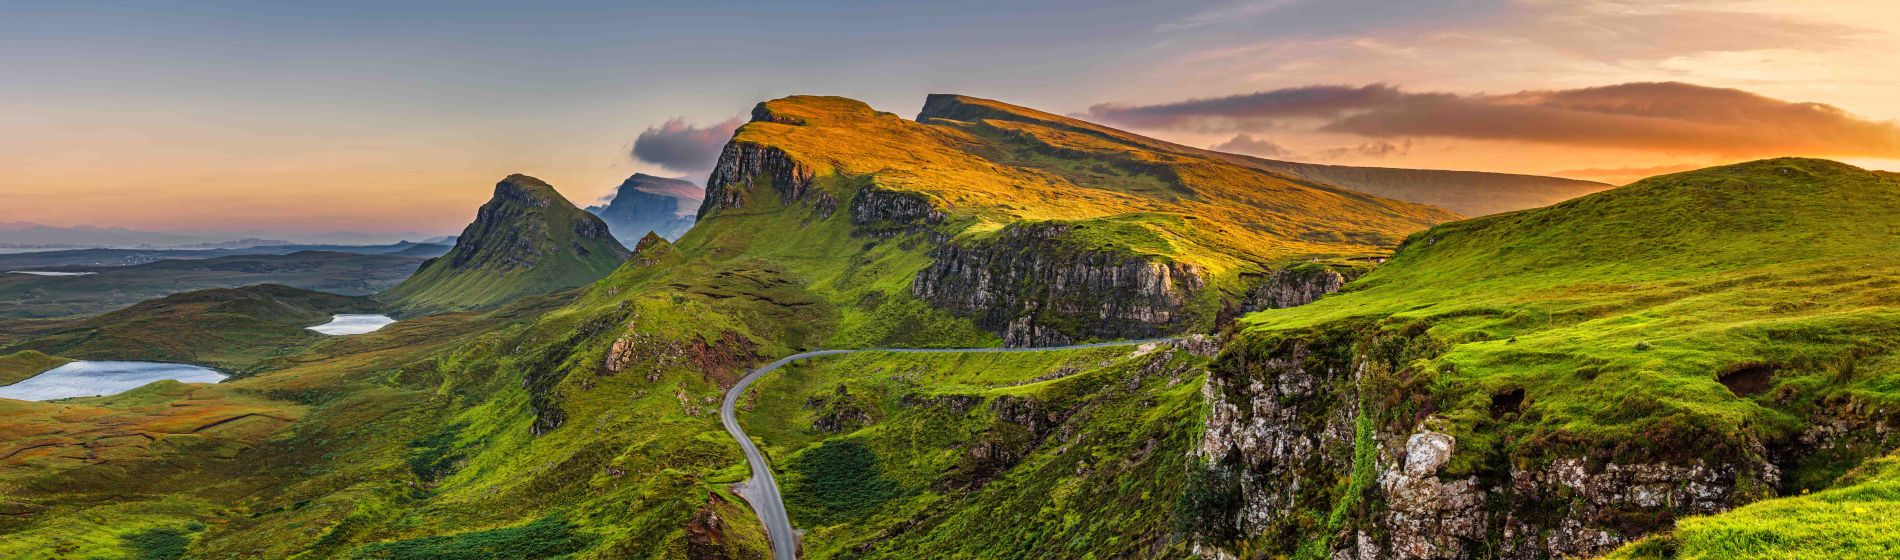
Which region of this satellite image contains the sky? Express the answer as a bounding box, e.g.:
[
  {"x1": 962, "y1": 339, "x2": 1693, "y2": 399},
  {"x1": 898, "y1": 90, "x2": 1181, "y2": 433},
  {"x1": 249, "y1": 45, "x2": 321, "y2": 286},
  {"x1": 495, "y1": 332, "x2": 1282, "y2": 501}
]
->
[{"x1": 4, "y1": 0, "x2": 1897, "y2": 238}]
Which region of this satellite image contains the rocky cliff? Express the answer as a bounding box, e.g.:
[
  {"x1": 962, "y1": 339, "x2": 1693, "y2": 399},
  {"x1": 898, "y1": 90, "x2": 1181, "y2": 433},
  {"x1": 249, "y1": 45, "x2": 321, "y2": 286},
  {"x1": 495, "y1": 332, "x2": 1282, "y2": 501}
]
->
[
  {"x1": 911, "y1": 222, "x2": 1206, "y2": 347},
  {"x1": 1187, "y1": 323, "x2": 1782, "y2": 559},
  {"x1": 587, "y1": 173, "x2": 703, "y2": 244}
]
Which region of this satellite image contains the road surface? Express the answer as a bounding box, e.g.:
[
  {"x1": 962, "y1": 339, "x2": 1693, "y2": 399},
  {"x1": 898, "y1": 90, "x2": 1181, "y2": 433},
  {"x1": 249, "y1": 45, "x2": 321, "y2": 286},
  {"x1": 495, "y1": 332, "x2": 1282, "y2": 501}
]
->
[{"x1": 719, "y1": 339, "x2": 1173, "y2": 560}]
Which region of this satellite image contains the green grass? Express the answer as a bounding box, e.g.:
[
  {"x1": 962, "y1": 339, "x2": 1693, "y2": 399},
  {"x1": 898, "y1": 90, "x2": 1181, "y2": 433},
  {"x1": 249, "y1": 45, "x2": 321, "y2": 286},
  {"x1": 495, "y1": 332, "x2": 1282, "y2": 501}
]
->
[
  {"x1": 5, "y1": 283, "x2": 379, "y2": 373},
  {"x1": 1237, "y1": 158, "x2": 1900, "y2": 472},
  {"x1": 0, "y1": 349, "x2": 70, "y2": 385},
  {"x1": 1611, "y1": 450, "x2": 1900, "y2": 559},
  {"x1": 738, "y1": 342, "x2": 1210, "y2": 558},
  {"x1": 351, "y1": 515, "x2": 591, "y2": 560}
]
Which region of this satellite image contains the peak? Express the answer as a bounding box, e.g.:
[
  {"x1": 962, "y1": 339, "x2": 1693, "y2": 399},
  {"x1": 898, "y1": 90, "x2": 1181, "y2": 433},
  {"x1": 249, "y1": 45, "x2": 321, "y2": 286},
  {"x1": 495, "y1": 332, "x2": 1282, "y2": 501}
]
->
[
  {"x1": 917, "y1": 93, "x2": 1060, "y2": 125},
  {"x1": 751, "y1": 95, "x2": 891, "y2": 126},
  {"x1": 492, "y1": 174, "x2": 567, "y2": 207},
  {"x1": 633, "y1": 231, "x2": 671, "y2": 253}
]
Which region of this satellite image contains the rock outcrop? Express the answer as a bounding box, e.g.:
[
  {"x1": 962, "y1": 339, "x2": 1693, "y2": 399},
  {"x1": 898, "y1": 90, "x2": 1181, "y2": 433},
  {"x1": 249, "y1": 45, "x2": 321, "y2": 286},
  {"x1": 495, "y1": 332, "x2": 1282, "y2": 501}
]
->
[
  {"x1": 911, "y1": 222, "x2": 1204, "y2": 347},
  {"x1": 700, "y1": 140, "x2": 814, "y2": 218},
  {"x1": 1191, "y1": 326, "x2": 1781, "y2": 559}
]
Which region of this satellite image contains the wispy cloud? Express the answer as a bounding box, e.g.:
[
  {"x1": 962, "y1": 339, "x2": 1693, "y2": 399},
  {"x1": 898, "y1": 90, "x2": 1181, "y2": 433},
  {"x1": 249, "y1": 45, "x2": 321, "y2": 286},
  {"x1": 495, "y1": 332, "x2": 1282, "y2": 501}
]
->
[{"x1": 1208, "y1": 133, "x2": 1290, "y2": 157}]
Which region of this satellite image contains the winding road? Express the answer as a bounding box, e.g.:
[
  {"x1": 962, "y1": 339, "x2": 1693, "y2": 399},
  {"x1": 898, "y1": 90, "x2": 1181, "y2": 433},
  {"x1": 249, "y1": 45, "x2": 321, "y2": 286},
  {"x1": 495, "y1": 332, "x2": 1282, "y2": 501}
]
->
[{"x1": 719, "y1": 339, "x2": 1173, "y2": 560}]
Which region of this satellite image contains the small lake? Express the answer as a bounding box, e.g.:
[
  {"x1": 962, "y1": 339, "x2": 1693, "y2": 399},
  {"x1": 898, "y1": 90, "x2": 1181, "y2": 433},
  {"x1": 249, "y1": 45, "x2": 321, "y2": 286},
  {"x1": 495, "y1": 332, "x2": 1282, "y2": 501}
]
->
[
  {"x1": 308, "y1": 314, "x2": 396, "y2": 335},
  {"x1": 0, "y1": 361, "x2": 226, "y2": 401},
  {"x1": 6, "y1": 270, "x2": 96, "y2": 276}
]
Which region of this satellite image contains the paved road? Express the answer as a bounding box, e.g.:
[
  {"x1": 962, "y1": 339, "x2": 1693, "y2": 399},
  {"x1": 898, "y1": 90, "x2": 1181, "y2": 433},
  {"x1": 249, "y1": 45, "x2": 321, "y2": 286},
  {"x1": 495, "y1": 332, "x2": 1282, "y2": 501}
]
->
[{"x1": 719, "y1": 339, "x2": 1174, "y2": 560}]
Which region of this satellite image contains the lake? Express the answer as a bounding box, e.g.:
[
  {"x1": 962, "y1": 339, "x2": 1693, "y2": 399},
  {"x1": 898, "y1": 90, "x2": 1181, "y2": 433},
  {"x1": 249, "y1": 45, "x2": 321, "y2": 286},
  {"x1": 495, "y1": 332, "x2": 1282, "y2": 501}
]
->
[
  {"x1": 0, "y1": 361, "x2": 226, "y2": 401},
  {"x1": 7, "y1": 270, "x2": 96, "y2": 276},
  {"x1": 308, "y1": 314, "x2": 396, "y2": 335}
]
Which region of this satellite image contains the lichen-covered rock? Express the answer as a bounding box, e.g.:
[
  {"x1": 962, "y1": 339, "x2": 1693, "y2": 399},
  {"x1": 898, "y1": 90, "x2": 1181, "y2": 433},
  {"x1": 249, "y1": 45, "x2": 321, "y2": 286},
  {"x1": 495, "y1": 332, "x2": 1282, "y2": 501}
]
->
[
  {"x1": 850, "y1": 186, "x2": 943, "y2": 234},
  {"x1": 1244, "y1": 266, "x2": 1351, "y2": 310},
  {"x1": 911, "y1": 222, "x2": 1205, "y2": 347}
]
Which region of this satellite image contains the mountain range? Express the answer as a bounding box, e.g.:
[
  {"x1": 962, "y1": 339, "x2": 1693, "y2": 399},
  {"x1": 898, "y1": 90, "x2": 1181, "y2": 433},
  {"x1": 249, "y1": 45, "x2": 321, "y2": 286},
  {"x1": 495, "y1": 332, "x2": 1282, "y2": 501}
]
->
[{"x1": 0, "y1": 94, "x2": 1892, "y2": 560}]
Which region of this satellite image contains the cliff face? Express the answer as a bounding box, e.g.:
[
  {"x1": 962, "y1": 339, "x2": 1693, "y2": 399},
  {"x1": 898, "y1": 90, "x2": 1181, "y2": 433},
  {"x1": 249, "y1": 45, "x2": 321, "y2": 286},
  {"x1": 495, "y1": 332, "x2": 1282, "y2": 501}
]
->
[
  {"x1": 1188, "y1": 326, "x2": 1780, "y2": 559},
  {"x1": 700, "y1": 141, "x2": 814, "y2": 218},
  {"x1": 587, "y1": 173, "x2": 702, "y2": 243},
  {"x1": 911, "y1": 223, "x2": 1205, "y2": 347}
]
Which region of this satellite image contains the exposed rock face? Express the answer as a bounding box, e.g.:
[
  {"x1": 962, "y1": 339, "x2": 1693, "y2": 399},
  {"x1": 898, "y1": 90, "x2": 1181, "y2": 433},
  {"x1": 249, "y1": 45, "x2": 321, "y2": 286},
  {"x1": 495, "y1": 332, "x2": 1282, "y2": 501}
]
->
[
  {"x1": 1193, "y1": 327, "x2": 1781, "y2": 559},
  {"x1": 850, "y1": 186, "x2": 944, "y2": 236},
  {"x1": 700, "y1": 140, "x2": 815, "y2": 218},
  {"x1": 807, "y1": 384, "x2": 876, "y2": 434},
  {"x1": 1243, "y1": 266, "x2": 1351, "y2": 311},
  {"x1": 911, "y1": 222, "x2": 1204, "y2": 347},
  {"x1": 586, "y1": 173, "x2": 703, "y2": 244}
]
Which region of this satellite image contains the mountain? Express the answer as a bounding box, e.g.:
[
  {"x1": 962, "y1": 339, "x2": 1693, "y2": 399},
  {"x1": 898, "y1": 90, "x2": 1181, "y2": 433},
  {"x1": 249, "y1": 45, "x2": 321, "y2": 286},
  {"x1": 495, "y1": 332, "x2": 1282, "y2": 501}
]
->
[
  {"x1": 586, "y1": 173, "x2": 703, "y2": 244},
  {"x1": 1208, "y1": 154, "x2": 1615, "y2": 216},
  {"x1": 1187, "y1": 158, "x2": 1899, "y2": 558},
  {"x1": 378, "y1": 174, "x2": 631, "y2": 315},
  {"x1": 692, "y1": 93, "x2": 1457, "y2": 345}
]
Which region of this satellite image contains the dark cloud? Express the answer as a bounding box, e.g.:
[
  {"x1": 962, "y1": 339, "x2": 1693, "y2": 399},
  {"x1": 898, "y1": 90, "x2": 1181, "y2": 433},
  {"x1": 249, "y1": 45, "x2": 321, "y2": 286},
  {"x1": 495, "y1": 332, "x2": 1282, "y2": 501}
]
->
[
  {"x1": 631, "y1": 117, "x2": 745, "y2": 176},
  {"x1": 1209, "y1": 133, "x2": 1289, "y2": 157},
  {"x1": 1087, "y1": 82, "x2": 1900, "y2": 158},
  {"x1": 1084, "y1": 84, "x2": 1407, "y2": 130}
]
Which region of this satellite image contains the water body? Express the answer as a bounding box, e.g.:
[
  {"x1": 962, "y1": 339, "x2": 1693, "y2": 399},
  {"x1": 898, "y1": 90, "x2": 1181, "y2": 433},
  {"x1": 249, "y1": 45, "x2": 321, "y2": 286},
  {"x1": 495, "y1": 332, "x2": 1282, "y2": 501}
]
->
[
  {"x1": 7, "y1": 270, "x2": 96, "y2": 276},
  {"x1": 307, "y1": 314, "x2": 396, "y2": 335},
  {"x1": 0, "y1": 361, "x2": 225, "y2": 401}
]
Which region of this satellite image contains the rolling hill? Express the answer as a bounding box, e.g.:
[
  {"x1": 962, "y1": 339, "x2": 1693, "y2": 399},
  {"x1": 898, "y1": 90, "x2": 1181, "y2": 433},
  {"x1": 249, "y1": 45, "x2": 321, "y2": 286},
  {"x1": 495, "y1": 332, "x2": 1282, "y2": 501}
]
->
[
  {"x1": 1189, "y1": 158, "x2": 1900, "y2": 558},
  {"x1": 1211, "y1": 154, "x2": 1614, "y2": 216},
  {"x1": 7, "y1": 284, "x2": 379, "y2": 373},
  {"x1": 0, "y1": 251, "x2": 424, "y2": 318}
]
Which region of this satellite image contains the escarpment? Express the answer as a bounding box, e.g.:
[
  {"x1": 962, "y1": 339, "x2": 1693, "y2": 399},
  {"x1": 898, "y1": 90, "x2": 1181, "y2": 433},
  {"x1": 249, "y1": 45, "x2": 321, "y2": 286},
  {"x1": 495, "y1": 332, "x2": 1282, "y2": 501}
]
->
[
  {"x1": 701, "y1": 141, "x2": 815, "y2": 218},
  {"x1": 1187, "y1": 324, "x2": 1784, "y2": 559},
  {"x1": 910, "y1": 222, "x2": 1206, "y2": 347}
]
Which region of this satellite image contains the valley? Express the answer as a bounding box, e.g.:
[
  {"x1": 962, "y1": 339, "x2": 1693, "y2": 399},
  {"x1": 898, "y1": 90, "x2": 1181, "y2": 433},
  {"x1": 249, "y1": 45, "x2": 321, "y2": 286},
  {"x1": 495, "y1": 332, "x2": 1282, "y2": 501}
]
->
[{"x1": 0, "y1": 93, "x2": 1893, "y2": 560}]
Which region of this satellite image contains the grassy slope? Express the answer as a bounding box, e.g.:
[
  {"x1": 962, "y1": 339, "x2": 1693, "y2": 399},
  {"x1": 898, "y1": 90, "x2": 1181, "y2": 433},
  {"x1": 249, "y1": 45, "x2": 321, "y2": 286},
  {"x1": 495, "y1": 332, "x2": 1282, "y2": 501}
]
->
[
  {"x1": 5, "y1": 284, "x2": 378, "y2": 373},
  {"x1": 0, "y1": 251, "x2": 423, "y2": 318},
  {"x1": 1238, "y1": 158, "x2": 1898, "y2": 499},
  {"x1": 379, "y1": 175, "x2": 630, "y2": 316},
  {"x1": 738, "y1": 343, "x2": 1209, "y2": 558},
  {"x1": 0, "y1": 350, "x2": 71, "y2": 385},
  {"x1": 744, "y1": 95, "x2": 1455, "y2": 268}
]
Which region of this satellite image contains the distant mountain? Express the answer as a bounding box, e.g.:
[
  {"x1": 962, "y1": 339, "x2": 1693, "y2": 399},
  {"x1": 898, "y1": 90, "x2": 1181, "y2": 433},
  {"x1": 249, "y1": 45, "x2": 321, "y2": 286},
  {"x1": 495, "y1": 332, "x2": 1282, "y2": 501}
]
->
[
  {"x1": 0, "y1": 223, "x2": 440, "y2": 249},
  {"x1": 1204, "y1": 154, "x2": 1614, "y2": 216},
  {"x1": 378, "y1": 174, "x2": 631, "y2": 315},
  {"x1": 585, "y1": 173, "x2": 703, "y2": 243}
]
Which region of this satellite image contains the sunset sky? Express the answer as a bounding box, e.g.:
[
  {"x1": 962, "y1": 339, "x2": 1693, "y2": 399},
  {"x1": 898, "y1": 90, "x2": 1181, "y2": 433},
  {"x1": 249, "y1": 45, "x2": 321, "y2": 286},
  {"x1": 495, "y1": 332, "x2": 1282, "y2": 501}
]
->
[{"x1": 5, "y1": 0, "x2": 1898, "y2": 237}]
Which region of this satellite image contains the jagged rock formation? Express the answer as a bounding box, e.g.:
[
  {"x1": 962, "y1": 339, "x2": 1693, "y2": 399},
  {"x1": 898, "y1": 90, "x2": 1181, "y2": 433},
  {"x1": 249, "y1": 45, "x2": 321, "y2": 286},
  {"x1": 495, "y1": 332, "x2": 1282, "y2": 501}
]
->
[
  {"x1": 379, "y1": 174, "x2": 630, "y2": 315},
  {"x1": 586, "y1": 173, "x2": 703, "y2": 243},
  {"x1": 911, "y1": 222, "x2": 1203, "y2": 347}
]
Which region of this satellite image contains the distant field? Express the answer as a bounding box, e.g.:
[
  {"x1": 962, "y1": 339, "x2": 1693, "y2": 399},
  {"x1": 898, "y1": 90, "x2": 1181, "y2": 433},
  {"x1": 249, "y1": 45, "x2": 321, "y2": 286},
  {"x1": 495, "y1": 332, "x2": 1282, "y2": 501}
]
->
[{"x1": 0, "y1": 251, "x2": 425, "y2": 318}]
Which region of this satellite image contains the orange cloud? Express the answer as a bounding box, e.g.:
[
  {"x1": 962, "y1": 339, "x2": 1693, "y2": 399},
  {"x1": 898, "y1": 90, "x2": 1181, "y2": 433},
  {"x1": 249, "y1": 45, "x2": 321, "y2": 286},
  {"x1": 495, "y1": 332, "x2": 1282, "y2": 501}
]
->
[{"x1": 1086, "y1": 82, "x2": 1900, "y2": 159}]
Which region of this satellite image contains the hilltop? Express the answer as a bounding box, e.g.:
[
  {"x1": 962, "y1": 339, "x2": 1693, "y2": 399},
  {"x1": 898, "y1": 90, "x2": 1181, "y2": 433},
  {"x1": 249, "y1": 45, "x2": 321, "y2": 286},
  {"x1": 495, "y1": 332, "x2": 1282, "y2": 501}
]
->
[
  {"x1": 379, "y1": 174, "x2": 631, "y2": 315},
  {"x1": 1189, "y1": 158, "x2": 1900, "y2": 558}
]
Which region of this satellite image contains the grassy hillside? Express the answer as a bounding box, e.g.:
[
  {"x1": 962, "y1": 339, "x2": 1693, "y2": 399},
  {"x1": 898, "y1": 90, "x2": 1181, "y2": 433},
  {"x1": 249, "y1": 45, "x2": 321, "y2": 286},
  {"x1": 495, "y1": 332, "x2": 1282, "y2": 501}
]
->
[
  {"x1": 0, "y1": 251, "x2": 423, "y2": 318},
  {"x1": 0, "y1": 350, "x2": 71, "y2": 385},
  {"x1": 6, "y1": 284, "x2": 379, "y2": 373},
  {"x1": 1214, "y1": 155, "x2": 1613, "y2": 216},
  {"x1": 380, "y1": 175, "x2": 630, "y2": 315},
  {"x1": 737, "y1": 342, "x2": 1212, "y2": 558},
  {"x1": 1220, "y1": 158, "x2": 1898, "y2": 554}
]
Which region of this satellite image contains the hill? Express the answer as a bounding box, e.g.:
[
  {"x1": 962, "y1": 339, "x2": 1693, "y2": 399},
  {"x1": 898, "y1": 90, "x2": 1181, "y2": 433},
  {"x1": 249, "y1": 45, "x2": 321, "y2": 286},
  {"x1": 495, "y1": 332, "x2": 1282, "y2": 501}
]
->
[
  {"x1": 0, "y1": 350, "x2": 70, "y2": 385},
  {"x1": 1211, "y1": 154, "x2": 1614, "y2": 216},
  {"x1": 690, "y1": 93, "x2": 1456, "y2": 346},
  {"x1": 1187, "y1": 158, "x2": 1900, "y2": 558},
  {"x1": 7, "y1": 284, "x2": 379, "y2": 372},
  {"x1": 586, "y1": 173, "x2": 703, "y2": 243},
  {"x1": 0, "y1": 251, "x2": 424, "y2": 318},
  {"x1": 378, "y1": 174, "x2": 631, "y2": 315}
]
